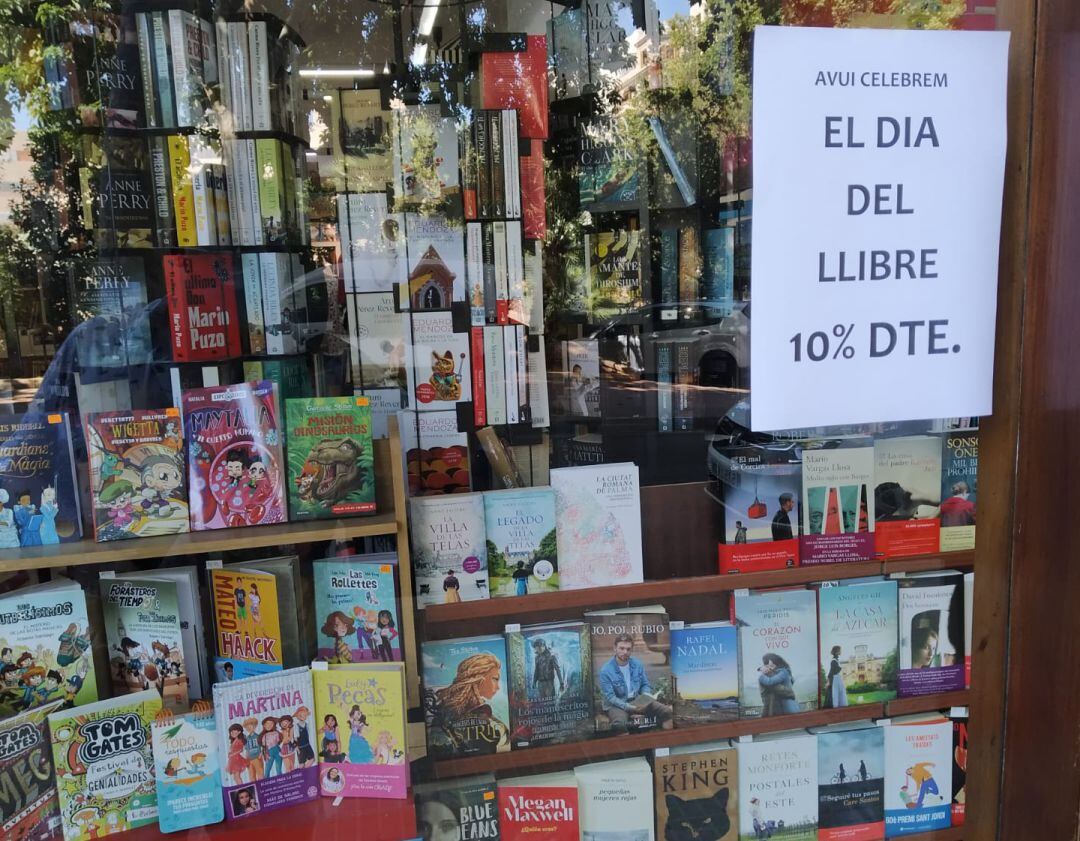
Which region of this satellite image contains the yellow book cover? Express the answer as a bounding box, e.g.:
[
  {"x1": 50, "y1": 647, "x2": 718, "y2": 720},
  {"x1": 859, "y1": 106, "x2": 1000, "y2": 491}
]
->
[
  {"x1": 168, "y1": 134, "x2": 197, "y2": 246},
  {"x1": 209, "y1": 567, "x2": 284, "y2": 681},
  {"x1": 311, "y1": 663, "x2": 408, "y2": 799}
]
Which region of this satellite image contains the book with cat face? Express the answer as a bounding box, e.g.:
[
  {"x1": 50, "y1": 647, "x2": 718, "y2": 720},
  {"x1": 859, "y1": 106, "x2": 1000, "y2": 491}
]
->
[
  {"x1": 655, "y1": 745, "x2": 738, "y2": 841},
  {"x1": 737, "y1": 731, "x2": 818, "y2": 841},
  {"x1": 498, "y1": 770, "x2": 579, "y2": 840},
  {"x1": 816, "y1": 724, "x2": 885, "y2": 840},
  {"x1": 404, "y1": 311, "x2": 472, "y2": 411}
]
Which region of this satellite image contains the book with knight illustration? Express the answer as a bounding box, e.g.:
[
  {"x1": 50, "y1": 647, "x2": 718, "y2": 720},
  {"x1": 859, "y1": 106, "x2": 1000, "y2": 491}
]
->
[
  {"x1": 313, "y1": 556, "x2": 401, "y2": 663},
  {"x1": 86, "y1": 408, "x2": 188, "y2": 541},
  {"x1": 183, "y1": 380, "x2": 286, "y2": 530}
]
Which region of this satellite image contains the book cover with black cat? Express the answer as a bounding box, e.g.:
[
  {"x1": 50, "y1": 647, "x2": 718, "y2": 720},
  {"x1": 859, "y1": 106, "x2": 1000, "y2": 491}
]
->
[{"x1": 655, "y1": 745, "x2": 738, "y2": 841}]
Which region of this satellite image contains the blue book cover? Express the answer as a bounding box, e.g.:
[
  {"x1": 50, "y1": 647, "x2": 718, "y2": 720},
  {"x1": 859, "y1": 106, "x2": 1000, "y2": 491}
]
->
[
  {"x1": 702, "y1": 226, "x2": 734, "y2": 316},
  {"x1": 0, "y1": 412, "x2": 82, "y2": 547},
  {"x1": 818, "y1": 725, "x2": 885, "y2": 840},
  {"x1": 152, "y1": 712, "x2": 224, "y2": 832},
  {"x1": 819, "y1": 580, "x2": 899, "y2": 708},
  {"x1": 313, "y1": 556, "x2": 401, "y2": 663},
  {"x1": 671, "y1": 621, "x2": 740, "y2": 726},
  {"x1": 484, "y1": 487, "x2": 559, "y2": 598}
]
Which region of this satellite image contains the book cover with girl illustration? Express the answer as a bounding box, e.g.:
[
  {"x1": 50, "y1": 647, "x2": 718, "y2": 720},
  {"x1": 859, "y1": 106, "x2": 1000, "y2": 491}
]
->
[
  {"x1": 100, "y1": 577, "x2": 188, "y2": 713},
  {"x1": 313, "y1": 557, "x2": 401, "y2": 663},
  {"x1": 151, "y1": 710, "x2": 223, "y2": 832},
  {"x1": 86, "y1": 409, "x2": 187, "y2": 541},
  {"x1": 211, "y1": 667, "x2": 317, "y2": 821},
  {"x1": 182, "y1": 381, "x2": 286, "y2": 530},
  {"x1": 0, "y1": 412, "x2": 82, "y2": 547},
  {"x1": 209, "y1": 568, "x2": 284, "y2": 681},
  {"x1": 48, "y1": 689, "x2": 161, "y2": 841},
  {"x1": 0, "y1": 581, "x2": 97, "y2": 718},
  {"x1": 311, "y1": 663, "x2": 408, "y2": 799}
]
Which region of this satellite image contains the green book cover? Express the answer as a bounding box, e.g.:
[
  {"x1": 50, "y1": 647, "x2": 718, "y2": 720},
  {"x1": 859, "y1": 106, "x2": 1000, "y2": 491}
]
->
[
  {"x1": 285, "y1": 396, "x2": 376, "y2": 520},
  {"x1": 255, "y1": 138, "x2": 285, "y2": 244}
]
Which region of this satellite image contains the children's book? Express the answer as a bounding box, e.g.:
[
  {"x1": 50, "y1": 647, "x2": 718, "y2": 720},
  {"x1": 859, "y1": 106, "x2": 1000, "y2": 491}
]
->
[
  {"x1": 313, "y1": 555, "x2": 401, "y2": 663},
  {"x1": 212, "y1": 666, "x2": 318, "y2": 820},
  {"x1": 670, "y1": 620, "x2": 740, "y2": 727},
  {"x1": 182, "y1": 380, "x2": 287, "y2": 530},
  {"x1": 819, "y1": 580, "x2": 899, "y2": 708},
  {"x1": 409, "y1": 493, "x2": 489, "y2": 608},
  {"x1": 48, "y1": 689, "x2": 161, "y2": 841},
  {"x1": 0, "y1": 580, "x2": 96, "y2": 718},
  {"x1": 209, "y1": 567, "x2": 284, "y2": 681},
  {"x1": 227, "y1": 555, "x2": 311, "y2": 670},
  {"x1": 311, "y1": 662, "x2": 408, "y2": 799},
  {"x1": 152, "y1": 710, "x2": 224, "y2": 832},
  {"x1": 285, "y1": 395, "x2": 376, "y2": 520},
  {"x1": 0, "y1": 700, "x2": 64, "y2": 841},
  {"x1": 0, "y1": 412, "x2": 82, "y2": 547},
  {"x1": 86, "y1": 409, "x2": 188, "y2": 541},
  {"x1": 100, "y1": 576, "x2": 188, "y2": 713},
  {"x1": 484, "y1": 487, "x2": 559, "y2": 597}
]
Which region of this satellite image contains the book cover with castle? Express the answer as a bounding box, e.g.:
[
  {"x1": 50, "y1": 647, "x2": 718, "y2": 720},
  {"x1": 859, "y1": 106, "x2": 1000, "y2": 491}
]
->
[{"x1": 819, "y1": 580, "x2": 899, "y2": 708}]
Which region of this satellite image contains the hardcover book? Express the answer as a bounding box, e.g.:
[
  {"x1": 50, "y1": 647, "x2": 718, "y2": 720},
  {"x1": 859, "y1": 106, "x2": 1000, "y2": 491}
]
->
[
  {"x1": 209, "y1": 567, "x2": 284, "y2": 680},
  {"x1": 404, "y1": 311, "x2": 472, "y2": 410},
  {"x1": 655, "y1": 745, "x2": 738, "y2": 841},
  {"x1": 421, "y1": 635, "x2": 510, "y2": 759},
  {"x1": 550, "y1": 462, "x2": 643, "y2": 590},
  {"x1": 392, "y1": 105, "x2": 460, "y2": 207},
  {"x1": 398, "y1": 409, "x2": 471, "y2": 496},
  {"x1": 0, "y1": 413, "x2": 82, "y2": 547},
  {"x1": 163, "y1": 253, "x2": 243, "y2": 362},
  {"x1": 585, "y1": 230, "x2": 644, "y2": 319},
  {"x1": 737, "y1": 732, "x2": 818, "y2": 841},
  {"x1": 897, "y1": 573, "x2": 965, "y2": 697},
  {"x1": 939, "y1": 432, "x2": 977, "y2": 552},
  {"x1": 0, "y1": 581, "x2": 96, "y2": 718},
  {"x1": 587, "y1": 608, "x2": 672, "y2": 735},
  {"x1": 800, "y1": 440, "x2": 876, "y2": 565},
  {"x1": 576, "y1": 757, "x2": 655, "y2": 840},
  {"x1": 734, "y1": 589, "x2": 819, "y2": 718},
  {"x1": 100, "y1": 577, "x2": 188, "y2": 712},
  {"x1": 670, "y1": 621, "x2": 739, "y2": 727},
  {"x1": 86, "y1": 408, "x2": 188, "y2": 541},
  {"x1": 48, "y1": 689, "x2": 161, "y2": 841},
  {"x1": 404, "y1": 213, "x2": 466, "y2": 309},
  {"x1": 72, "y1": 257, "x2": 152, "y2": 369},
  {"x1": 347, "y1": 292, "x2": 407, "y2": 389},
  {"x1": 415, "y1": 775, "x2": 499, "y2": 840},
  {"x1": 506, "y1": 621, "x2": 592, "y2": 748},
  {"x1": 717, "y1": 446, "x2": 801, "y2": 573},
  {"x1": 409, "y1": 493, "x2": 489, "y2": 608},
  {"x1": 819, "y1": 581, "x2": 899, "y2": 708},
  {"x1": 285, "y1": 396, "x2": 376, "y2": 520},
  {"x1": 182, "y1": 380, "x2": 287, "y2": 530},
  {"x1": 151, "y1": 710, "x2": 224, "y2": 832},
  {"x1": 311, "y1": 663, "x2": 408, "y2": 798},
  {"x1": 883, "y1": 717, "x2": 951, "y2": 836},
  {"x1": 313, "y1": 556, "x2": 401, "y2": 663},
  {"x1": 0, "y1": 700, "x2": 64, "y2": 841},
  {"x1": 817, "y1": 724, "x2": 885, "y2": 841},
  {"x1": 498, "y1": 770, "x2": 579, "y2": 841},
  {"x1": 485, "y1": 487, "x2": 559, "y2": 597},
  {"x1": 873, "y1": 436, "x2": 942, "y2": 558},
  {"x1": 211, "y1": 667, "x2": 318, "y2": 820},
  {"x1": 336, "y1": 89, "x2": 391, "y2": 192}
]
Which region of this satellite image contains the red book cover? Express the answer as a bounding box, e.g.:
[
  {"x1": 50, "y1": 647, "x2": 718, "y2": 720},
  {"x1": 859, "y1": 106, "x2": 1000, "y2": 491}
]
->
[
  {"x1": 481, "y1": 35, "x2": 549, "y2": 140},
  {"x1": 498, "y1": 782, "x2": 579, "y2": 841},
  {"x1": 181, "y1": 380, "x2": 287, "y2": 530},
  {"x1": 164, "y1": 253, "x2": 242, "y2": 361},
  {"x1": 471, "y1": 326, "x2": 487, "y2": 425},
  {"x1": 520, "y1": 143, "x2": 546, "y2": 240}
]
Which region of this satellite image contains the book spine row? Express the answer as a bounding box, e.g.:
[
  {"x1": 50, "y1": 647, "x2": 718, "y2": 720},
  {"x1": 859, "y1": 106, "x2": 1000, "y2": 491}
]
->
[
  {"x1": 466, "y1": 221, "x2": 527, "y2": 327},
  {"x1": 217, "y1": 20, "x2": 300, "y2": 136},
  {"x1": 480, "y1": 324, "x2": 531, "y2": 428},
  {"x1": 467, "y1": 110, "x2": 521, "y2": 221}
]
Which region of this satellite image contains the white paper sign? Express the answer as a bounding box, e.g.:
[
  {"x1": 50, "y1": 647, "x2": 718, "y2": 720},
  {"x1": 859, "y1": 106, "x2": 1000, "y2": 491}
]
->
[{"x1": 750, "y1": 26, "x2": 1009, "y2": 431}]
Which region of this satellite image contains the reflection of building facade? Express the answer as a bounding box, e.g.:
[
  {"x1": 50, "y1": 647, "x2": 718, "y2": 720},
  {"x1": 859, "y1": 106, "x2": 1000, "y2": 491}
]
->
[
  {"x1": 0, "y1": 131, "x2": 33, "y2": 226},
  {"x1": 840, "y1": 644, "x2": 884, "y2": 685}
]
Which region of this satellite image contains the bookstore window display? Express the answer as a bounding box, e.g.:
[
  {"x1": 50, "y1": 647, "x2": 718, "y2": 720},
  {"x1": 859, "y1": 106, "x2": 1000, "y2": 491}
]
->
[{"x1": 0, "y1": 0, "x2": 993, "y2": 839}]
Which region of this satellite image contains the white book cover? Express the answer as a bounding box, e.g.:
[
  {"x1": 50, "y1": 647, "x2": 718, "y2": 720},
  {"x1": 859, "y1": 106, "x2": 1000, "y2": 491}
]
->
[
  {"x1": 214, "y1": 20, "x2": 232, "y2": 131},
  {"x1": 550, "y1": 462, "x2": 643, "y2": 590},
  {"x1": 361, "y1": 387, "x2": 403, "y2": 439},
  {"x1": 245, "y1": 139, "x2": 263, "y2": 244},
  {"x1": 576, "y1": 757, "x2": 655, "y2": 841},
  {"x1": 167, "y1": 10, "x2": 197, "y2": 127},
  {"x1": 397, "y1": 409, "x2": 471, "y2": 497},
  {"x1": 405, "y1": 310, "x2": 471, "y2": 410},
  {"x1": 392, "y1": 104, "x2": 461, "y2": 205},
  {"x1": 563, "y1": 338, "x2": 601, "y2": 418},
  {"x1": 528, "y1": 334, "x2": 551, "y2": 427},
  {"x1": 737, "y1": 732, "x2": 819, "y2": 841},
  {"x1": 466, "y1": 222, "x2": 485, "y2": 326},
  {"x1": 226, "y1": 140, "x2": 249, "y2": 245},
  {"x1": 409, "y1": 493, "x2": 489, "y2": 607},
  {"x1": 493, "y1": 221, "x2": 509, "y2": 319},
  {"x1": 515, "y1": 325, "x2": 528, "y2": 421},
  {"x1": 198, "y1": 18, "x2": 216, "y2": 84},
  {"x1": 884, "y1": 718, "x2": 952, "y2": 836},
  {"x1": 403, "y1": 213, "x2": 466, "y2": 309},
  {"x1": 191, "y1": 164, "x2": 215, "y2": 246},
  {"x1": 525, "y1": 239, "x2": 544, "y2": 334},
  {"x1": 247, "y1": 21, "x2": 270, "y2": 131},
  {"x1": 484, "y1": 325, "x2": 506, "y2": 425},
  {"x1": 227, "y1": 22, "x2": 252, "y2": 131},
  {"x1": 343, "y1": 192, "x2": 406, "y2": 294},
  {"x1": 348, "y1": 291, "x2": 406, "y2": 389},
  {"x1": 505, "y1": 221, "x2": 526, "y2": 325},
  {"x1": 258, "y1": 252, "x2": 285, "y2": 354},
  {"x1": 504, "y1": 326, "x2": 519, "y2": 424}
]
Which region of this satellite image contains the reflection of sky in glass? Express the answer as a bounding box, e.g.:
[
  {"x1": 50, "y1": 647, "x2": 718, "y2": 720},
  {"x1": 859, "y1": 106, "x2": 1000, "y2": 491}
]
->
[{"x1": 818, "y1": 727, "x2": 884, "y2": 781}]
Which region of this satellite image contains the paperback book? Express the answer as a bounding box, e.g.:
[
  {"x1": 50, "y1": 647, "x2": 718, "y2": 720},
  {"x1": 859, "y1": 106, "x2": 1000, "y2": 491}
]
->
[
  {"x1": 480, "y1": 35, "x2": 549, "y2": 140},
  {"x1": 951, "y1": 716, "x2": 967, "y2": 827},
  {"x1": 398, "y1": 409, "x2": 471, "y2": 496},
  {"x1": 817, "y1": 724, "x2": 885, "y2": 841},
  {"x1": 209, "y1": 567, "x2": 284, "y2": 680},
  {"x1": 506, "y1": 621, "x2": 592, "y2": 748},
  {"x1": 670, "y1": 621, "x2": 739, "y2": 727},
  {"x1": 335, "y1": 89, "x2": 391, "y2": 193},
  {"x1": 421, "y1": 635, "x2": 510, "y2": 759},
  {"x1": 578, "y1": 120, "x2": 640, "y2": 212},
  {"x1": 163, "y1": 253, "x2": 243, "y2": 362},
  {"x1": 897, "y1": 574, "x2": 965, "y2": 697},
  {"x1": 873, "y1": 436, "x2": 942, "y2": 558},
  {"x1": 550, "y1": 462, "x2": 643, "y2": 590},
  {"x1": 717, "y1": 446, "x2": 801, "y2": 573},
  {"x1": 939, "y1": 432, "x2": 977, "y2": 552},
  {"x1": 562, "y1": 339, "x2": 600, "y2": 419},
  {"x1": 404, "y1": 213, "x2": 466, "y2": 309},
  {"x1": 311, "y1": 663, "x2": 408, "y2": 798},
  {"x1": 226, "y1": 556, "x2": 310, "y2": 671},
  {"x1": 734, "y1": 589, "x2": 819, "y2": 718},
  {"x1": 392, "y1": 105, "x2": 460, "y2": 207},
  {"x1": 151, "y1": 710, "x2": 224, "y2": 832},
  {"x1": 339, "y1": 193, "x2": 405, "y2": 294},
  {"x1": 404, "y1": 311, "x2": 472, "y2": 410},
  {"x1": 285, "y1": 396, "x2": 376, "y2": 520},
  {"x1": 72, "y1": 257, "x2": 152, "y2": 370},
  {"x1": 655, "y1": 744, "x2": 738, "y2": 841},
  {"x1": 347, "y1": 292, "x2": 407, "y2": 389},
  {"x1": 883, "y1": 717, "x2": 952, "y2": 836},
  {"x1": 86, "y1": 408, "x2": 188, "y2": 541},
  {"x1": 498, "y1": 770, "x2": 578, "y2": 841},
  {"x1": 585, "y1": 230, "x2": 644, "y2": 319},
  {"x1": 313, "y1": 556, "x2": 401, "y2": 663},
  {"x1": 49, "y1": 689, "x2": 161, "y2": 841},
  {"x1": 409, "y1": 493, "x2": 489, "y2": 608},
  {"x1": 0, "y1": 700, "x2": 64, "y2": 841},
  {"x1": 576, "y1": 757, "x2": 655, "y2": 841},
  {"x1": 800, "y1": 441, "x2": 876, "y2": 565},
  {"x1": 485, "y1": 487, "x2": 559, "y2": 597},
  {"x1": 100, "y1": 577, "x2": 188, "y2": 712},
  {"x1": 415, "y1": 775, "x2": 499, "y2": 840},
  {"x1": 211, "y1": 667, "x2": 318, "y2": 820},
  {"x1": 737, "y1": 732, "x2": 818, "y2": 841},
  {"x1": 183, "y1": 380, "x2": 287, "y2": 530},
  {"x1": 819, "y1": 580, "x2": 899, "y2": 708}
]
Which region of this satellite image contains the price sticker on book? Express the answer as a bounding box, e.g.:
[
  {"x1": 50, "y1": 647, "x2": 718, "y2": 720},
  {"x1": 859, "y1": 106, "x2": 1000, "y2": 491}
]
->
[{"x1": 750, "y1": 26, "x2": 1009, "y2": 430}]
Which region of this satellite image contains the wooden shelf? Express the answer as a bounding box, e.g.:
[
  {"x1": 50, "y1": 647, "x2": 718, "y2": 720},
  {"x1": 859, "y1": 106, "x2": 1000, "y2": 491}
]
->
[{"x1": 432, "y1": 691, "x2": 968, "y2": 779}]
